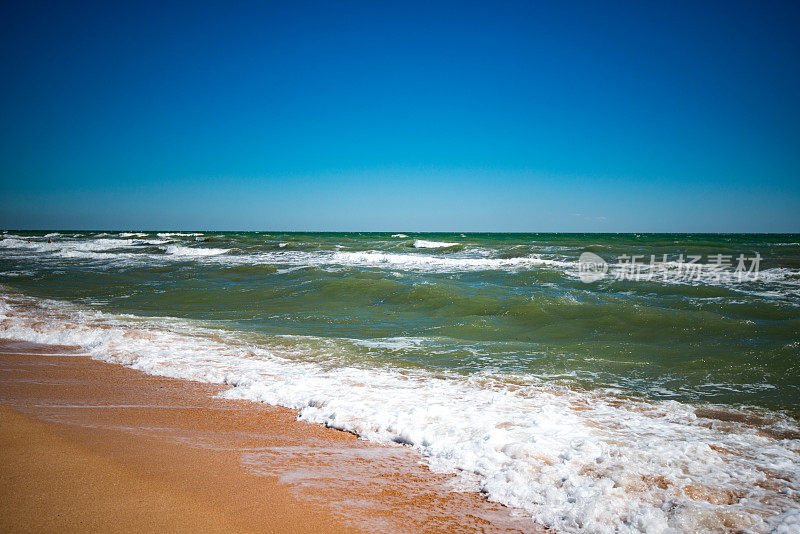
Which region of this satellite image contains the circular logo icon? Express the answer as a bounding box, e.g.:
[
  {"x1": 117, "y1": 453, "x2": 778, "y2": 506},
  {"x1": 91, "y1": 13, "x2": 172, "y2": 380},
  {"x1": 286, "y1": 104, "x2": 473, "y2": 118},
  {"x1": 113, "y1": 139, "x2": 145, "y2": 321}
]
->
[{"x1": 578, "y1": 252, "x2": 608, "y2": 282}]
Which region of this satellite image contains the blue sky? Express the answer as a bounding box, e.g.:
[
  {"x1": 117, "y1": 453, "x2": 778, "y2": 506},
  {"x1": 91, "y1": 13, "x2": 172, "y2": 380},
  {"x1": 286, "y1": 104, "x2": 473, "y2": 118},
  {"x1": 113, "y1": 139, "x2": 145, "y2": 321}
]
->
[{"x1": 1, "y1": 1, "x2": 798, "y2": 232}]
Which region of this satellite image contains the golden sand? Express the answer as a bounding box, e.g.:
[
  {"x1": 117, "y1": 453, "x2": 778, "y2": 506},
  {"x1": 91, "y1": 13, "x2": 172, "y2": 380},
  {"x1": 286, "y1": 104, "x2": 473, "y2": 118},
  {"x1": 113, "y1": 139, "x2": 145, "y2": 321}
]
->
[{"x1": 0, "y1": 339, "x2": 537, "y2": 533}]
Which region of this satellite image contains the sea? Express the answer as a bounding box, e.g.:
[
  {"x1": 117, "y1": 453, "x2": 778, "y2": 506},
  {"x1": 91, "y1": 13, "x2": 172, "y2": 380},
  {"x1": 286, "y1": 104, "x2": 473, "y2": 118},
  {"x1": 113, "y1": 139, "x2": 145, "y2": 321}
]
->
[{"x1": 1, "y1": 231, "x2": 798, "y2": 533}]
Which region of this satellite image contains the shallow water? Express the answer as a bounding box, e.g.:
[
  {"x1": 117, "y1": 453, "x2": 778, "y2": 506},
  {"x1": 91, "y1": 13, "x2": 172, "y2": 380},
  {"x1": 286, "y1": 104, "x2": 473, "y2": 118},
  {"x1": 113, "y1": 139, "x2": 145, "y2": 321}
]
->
[{"x1": 1, "y1": 231, "x2": 799, "y2": 532}]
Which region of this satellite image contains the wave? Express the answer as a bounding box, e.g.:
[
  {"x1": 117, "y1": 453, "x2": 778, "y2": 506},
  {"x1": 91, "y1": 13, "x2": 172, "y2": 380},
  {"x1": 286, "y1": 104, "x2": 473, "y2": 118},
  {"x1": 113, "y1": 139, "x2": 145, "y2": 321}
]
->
[
  {"x1": 564, "y1": 258, "x2": 800, "y2": 298},
  {"x1": 163, "y1": 245, "x2": 230, "y2": 257},
  {"x1": 391, "y1": 233, "x2": 409, "y2": 238},
  {"x1": 323, "y1": 251, "x2": 570, "y2": 272},
  {"x1": 412, "y1": 239, "x2": 460, "y2": 248},
  {"x1": 157, "y1": 232, "x2": 204, "y2": 238},
  {"x1": 0, "y1": 292, "x2": 797, "y2": 533},
  {"x1": 3, "y1": 236, "x2": 800, "y2": 294},
  {"x1": 268, "y1": 241, "x2": 319, "y2": 251},
  {"x1": 0, "y1": 237, "x2": 169, "y2": 253}
]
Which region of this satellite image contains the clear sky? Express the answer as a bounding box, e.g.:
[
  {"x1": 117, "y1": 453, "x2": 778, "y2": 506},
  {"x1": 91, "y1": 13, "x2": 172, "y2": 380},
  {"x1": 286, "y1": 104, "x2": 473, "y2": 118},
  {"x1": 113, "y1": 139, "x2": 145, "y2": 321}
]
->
[{"x1": 1, "y1": 1, "x2": 798, "y2": 232}]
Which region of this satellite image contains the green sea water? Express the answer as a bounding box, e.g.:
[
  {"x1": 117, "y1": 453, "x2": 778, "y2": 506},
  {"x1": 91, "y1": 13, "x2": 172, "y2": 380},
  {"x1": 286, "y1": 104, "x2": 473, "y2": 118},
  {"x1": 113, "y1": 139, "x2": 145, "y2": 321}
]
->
[{"x1": 1, "y1": 231, "x2": 798, "y2": 415}]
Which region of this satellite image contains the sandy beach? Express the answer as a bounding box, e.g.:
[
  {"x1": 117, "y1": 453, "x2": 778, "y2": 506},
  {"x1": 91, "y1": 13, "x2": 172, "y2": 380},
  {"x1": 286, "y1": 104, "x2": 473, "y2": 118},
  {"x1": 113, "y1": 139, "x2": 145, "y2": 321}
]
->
[
  {"x1": 3, "y1": 0, "x2": 800, "y2": 530},
  {"x1": 0, "y1": 338, "x2": 536, "y2": 533}
]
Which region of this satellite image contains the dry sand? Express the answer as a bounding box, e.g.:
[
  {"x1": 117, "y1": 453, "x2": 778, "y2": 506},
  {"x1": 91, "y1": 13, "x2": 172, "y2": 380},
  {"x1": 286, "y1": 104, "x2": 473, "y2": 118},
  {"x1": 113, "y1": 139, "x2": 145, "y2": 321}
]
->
[{"x1": 0, "y1": 338, "x2": 538, "y2": 533}]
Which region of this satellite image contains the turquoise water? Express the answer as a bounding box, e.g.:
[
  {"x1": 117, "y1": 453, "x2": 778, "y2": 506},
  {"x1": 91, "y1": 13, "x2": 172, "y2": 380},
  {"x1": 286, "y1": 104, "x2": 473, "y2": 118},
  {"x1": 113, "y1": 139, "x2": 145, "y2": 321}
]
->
[{"x1": 1, "y1": 231, "x2": 798, "y2": 414}]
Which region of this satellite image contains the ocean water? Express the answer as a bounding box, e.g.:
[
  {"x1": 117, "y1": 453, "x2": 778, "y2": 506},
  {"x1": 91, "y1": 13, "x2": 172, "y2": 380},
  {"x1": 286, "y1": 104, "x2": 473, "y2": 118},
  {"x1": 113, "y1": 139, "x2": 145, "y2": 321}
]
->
[{"x1": 1, "y1": 231, "x2": 799, "y2": 533}]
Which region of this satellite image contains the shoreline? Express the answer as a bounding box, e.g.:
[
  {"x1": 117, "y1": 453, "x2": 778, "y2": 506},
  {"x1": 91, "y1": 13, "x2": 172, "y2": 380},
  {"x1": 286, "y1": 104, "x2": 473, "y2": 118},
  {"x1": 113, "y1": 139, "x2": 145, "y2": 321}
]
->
[{"x1": 0, "y1": 338, "x2": 537, "y2": 533}]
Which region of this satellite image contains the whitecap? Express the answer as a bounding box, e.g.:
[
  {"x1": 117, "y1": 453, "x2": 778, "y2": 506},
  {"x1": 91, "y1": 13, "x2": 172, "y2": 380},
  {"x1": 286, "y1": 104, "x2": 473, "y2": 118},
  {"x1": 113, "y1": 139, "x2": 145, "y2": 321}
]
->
[
  {"x1": 412, "y1": 239, "x2": 460, "y2": 248},
  {"x1": 163, "y1": 245, "x2": 229, "y2": 257},
  {"x1": 157, "y1": 232, "x2": 204, "y2": 238}
]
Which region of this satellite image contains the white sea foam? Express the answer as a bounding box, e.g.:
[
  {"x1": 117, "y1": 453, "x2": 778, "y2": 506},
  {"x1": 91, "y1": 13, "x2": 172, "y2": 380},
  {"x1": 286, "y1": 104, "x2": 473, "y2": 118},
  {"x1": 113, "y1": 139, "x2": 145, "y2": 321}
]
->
[
  {"x1": 768, "y1": 508, "x2": 800, "y2": 533},
  {"x1": 3, "y1": 235, "x2": 800, "y2": 296},
  {"x1": 157, "y1": 232, "x2": 204, "y2": 238},
  {"x1": 1, "y1": 292, "x2": 798, "y2": 533},
  {"x1": 0, "y1": 237, "x2": 167, "y2": 254},
  {"x1": 117, "y1": 248, "x2": 568, "y2": 273},
  {"x1": 69, "y1": 238, "x2": 163, "y2": 251},
  {"x1": 391, "y1": 233, "x2": 409, "y2": 238},
  {"x1": 412, "y1": 239, "x2": 460, "y2": 248},
  {"x1": 322, "y1": 250, "x2": 568, "y2": 271},
  {"x1": 0, "y1": 271, "x2": 35, "y2": 277},
  {"x1": 163, "y1": 245, "x2": 230, "y2": 257}
]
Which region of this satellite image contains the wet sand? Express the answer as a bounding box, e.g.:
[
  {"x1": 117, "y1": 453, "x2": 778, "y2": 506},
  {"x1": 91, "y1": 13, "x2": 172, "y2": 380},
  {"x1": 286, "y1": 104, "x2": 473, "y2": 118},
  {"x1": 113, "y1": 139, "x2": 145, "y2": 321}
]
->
[{"x1": 0, "y1": 338, "x2": 537, "y2": 533}]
